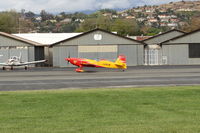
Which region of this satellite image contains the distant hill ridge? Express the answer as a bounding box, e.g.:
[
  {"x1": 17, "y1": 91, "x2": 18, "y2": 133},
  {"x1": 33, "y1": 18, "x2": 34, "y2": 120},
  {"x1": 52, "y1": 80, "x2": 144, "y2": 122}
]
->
[
  {"x1": 159, "y1": 0, "x2": 200, "y2": 11},
  {"x1": 129, "y1": 0, "x2": 200, "y2": 11}
]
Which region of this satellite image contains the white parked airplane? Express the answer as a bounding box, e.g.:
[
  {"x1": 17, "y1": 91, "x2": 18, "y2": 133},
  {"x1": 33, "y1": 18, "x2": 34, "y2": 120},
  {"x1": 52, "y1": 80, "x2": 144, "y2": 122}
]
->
[{"x1": 0, "y1": 53, "x2": 46, "y2": 70}]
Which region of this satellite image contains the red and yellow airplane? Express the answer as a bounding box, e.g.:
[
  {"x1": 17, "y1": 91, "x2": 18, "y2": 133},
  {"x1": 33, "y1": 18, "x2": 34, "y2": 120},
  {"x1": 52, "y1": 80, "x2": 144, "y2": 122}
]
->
[{"x1": 65, "y1": 55, "x2": 127, "y2": 72}]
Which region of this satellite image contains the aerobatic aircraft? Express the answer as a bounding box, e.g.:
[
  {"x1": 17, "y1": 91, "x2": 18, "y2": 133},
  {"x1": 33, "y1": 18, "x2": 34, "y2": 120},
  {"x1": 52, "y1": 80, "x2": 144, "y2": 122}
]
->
[
  {"x1": 65, "y1": 55, "x2": 127, "y2": 72},
  {"x1": 0, "y1": 53, "x2": 46, "y2": 70}
]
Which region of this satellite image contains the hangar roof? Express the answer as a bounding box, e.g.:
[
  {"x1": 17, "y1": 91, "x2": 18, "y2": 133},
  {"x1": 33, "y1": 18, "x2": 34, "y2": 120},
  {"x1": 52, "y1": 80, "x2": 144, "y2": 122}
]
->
[
  {"x1": 143, "y1": 29, "x2": 185, "y2": 45},
  {"x1": 14, "y1": 33, "x2": 82, "y2": 46},
  {"x1": 51, "y1": 28, "x2": 145, "y2": 46},
  {"x1": 161, "y1": 28, "x2": 200, "y2": 45},
  {"x1": 0, "y1": 32, "x2": 42, "y2": 46}
]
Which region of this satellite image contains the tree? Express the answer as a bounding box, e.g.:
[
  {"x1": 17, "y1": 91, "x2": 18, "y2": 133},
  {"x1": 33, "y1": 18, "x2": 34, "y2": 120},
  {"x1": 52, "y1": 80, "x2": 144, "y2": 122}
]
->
[
  {"x1": 181, "y1": 17, "x2": 200, "y2": 32},
  {"x1": 141, "y1": 26, "x2": 164, "y2": 36},
  {"x1": 141, "y1": 26, "x2": 150, "y2": 35},
  {"x1": 40, "y1": 10, "x2": 53, "y2": 22},
  {"x1": 0, "y1": 11, "x2": 19, "y2": 33},
  {"x1": 76, "y1": 16, "x2": 112, "y2": 32},
  {"x1": 146, "y1": 27, "x2": 162, "y2": 36},
  {"x1": 18, "y1": 18, "x2": 35, "y2": 33},
  {"x1": 111, "y1": 19, "x2": 140, "y2": 36},
  {"x1": 25, "y1": 11, "x2": 35, "y2": 19},
  {"x1": 59, "y1": 22, "x2": 79, "y2": 32},
  {"x1": 75, "y1": 18, "x2": 96, "y2": 32},
  {"x1": 99, "y1": 9, "x2": 117, "y2": 15}
]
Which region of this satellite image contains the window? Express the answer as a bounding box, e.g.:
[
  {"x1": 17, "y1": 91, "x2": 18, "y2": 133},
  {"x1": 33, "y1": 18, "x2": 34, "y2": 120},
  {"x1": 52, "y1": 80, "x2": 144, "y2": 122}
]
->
[{"x1": 189, "y1": 44, "x2": 200, "y2": 58}]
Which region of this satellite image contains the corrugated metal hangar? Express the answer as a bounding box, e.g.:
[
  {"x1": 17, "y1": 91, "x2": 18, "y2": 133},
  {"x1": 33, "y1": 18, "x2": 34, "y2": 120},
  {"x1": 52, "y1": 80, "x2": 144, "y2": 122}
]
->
[
  {"x1": 2, "y1": 28, "x2": 200, "y2": 68},
  {"x1": 143, "y1": 28, "x2": 200, "y2": 66},
  {"x1": 161, "y1": 29, "x2": 200, "y2": 65},
  {"x1": 143, "y1": 29, "x2": 185, "y2": 65},
  {"x1": 0, "y1": 32, "x2": 43, "y2": 65},
  {"x1": 14, "y1": 33, "x2": 82, "y2": 66},
  {"x1": 51, "y1": 28, "x2": 144, "y2": 67}
]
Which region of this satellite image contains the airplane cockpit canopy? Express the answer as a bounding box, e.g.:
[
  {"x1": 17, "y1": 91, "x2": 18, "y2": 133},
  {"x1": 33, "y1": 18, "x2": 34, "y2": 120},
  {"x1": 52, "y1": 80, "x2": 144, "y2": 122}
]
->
[{"x1": 10, "y1": 56, "x2": 19, "y2": 60}]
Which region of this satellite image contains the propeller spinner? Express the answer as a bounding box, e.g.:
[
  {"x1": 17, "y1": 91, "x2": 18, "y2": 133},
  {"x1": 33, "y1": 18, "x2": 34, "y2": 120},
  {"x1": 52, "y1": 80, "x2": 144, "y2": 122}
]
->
[{"x1": 65, "y1": 55, "x2": 71, "y2": 64}]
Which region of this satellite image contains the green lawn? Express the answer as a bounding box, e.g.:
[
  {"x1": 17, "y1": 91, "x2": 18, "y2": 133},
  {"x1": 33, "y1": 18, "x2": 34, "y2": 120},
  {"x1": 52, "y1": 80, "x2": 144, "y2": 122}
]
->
[{"x1": 0, "y1": 86, "x2": 200, "y2": 133}]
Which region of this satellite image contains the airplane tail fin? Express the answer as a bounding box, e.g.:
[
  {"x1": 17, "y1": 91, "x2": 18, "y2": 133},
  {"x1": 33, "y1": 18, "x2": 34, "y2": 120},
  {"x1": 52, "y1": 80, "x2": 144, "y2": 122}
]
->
[
  {"x1": 19, "y1": 52, "x2": 22, "y2": 62},
  {"x1": 115, "y1": 55, "x2": 127, "y2": 69}
]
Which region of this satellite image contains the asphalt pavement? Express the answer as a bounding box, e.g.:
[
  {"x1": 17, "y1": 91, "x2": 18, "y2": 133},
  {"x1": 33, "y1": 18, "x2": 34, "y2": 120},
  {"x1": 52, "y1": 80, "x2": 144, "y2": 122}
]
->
[{"x1": 0, "y1": 65, "x2": 200, "y2": 91}]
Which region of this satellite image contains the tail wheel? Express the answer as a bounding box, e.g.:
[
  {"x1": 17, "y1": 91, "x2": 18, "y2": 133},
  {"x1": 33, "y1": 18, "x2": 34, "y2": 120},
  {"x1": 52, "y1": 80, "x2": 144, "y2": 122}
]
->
[
  {"x1": 25, "y1": 66, "x2": 28, "y2": 70},
  {"x1": 2, "y1": 67, "x2": 5, "y2": 70},
  {"x1": 11, "y1": 66, "x2": 13, "y2": 70}
]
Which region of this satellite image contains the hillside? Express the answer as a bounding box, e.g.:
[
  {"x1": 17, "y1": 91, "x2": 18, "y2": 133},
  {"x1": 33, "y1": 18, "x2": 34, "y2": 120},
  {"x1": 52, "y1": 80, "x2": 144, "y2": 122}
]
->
[
  {"x1": 159, "y1": 1, "x2": 200, "y2": 11},
  {"x1": 116, "y1": 0, "x2": 200, "y2": 33},
  {"x1": 1, "y1": 1, "x2": 200, "y2": 35}
]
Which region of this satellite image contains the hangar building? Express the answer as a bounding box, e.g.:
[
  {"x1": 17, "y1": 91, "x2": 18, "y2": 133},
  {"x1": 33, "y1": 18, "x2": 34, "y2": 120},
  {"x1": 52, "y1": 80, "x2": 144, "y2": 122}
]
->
[
  {"x1": 161, "y1": 29, "x2": 200, "y2": 65},
  {"x1": 14, "y1": 33, "x2": 81, "y2": 66},
  {"x1": 6, "y1": 28, "x2": 200, "y2": 67},
  {"x1": 143, "y1": 29, "x2": 185, "y2": 65},
  {"x1": 0, "y1": 32, "x2": 42, "y2": 65},
  {"x1": 51, "y1": 28, "x2": 144, "y2": 67}
]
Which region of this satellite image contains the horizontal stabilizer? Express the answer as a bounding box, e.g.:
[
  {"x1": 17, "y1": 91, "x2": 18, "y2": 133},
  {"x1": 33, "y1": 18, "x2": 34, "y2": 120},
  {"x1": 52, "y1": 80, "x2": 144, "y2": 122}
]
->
[{"x1": 115, "y1": 55, "x2": 127, "y2": 69}]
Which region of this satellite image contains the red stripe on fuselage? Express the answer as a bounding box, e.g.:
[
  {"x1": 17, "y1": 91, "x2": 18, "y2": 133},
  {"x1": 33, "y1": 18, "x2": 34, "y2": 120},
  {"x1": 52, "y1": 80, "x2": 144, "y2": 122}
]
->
[{"x1": 65, "y1": 58, "x2": 103, "y2": 68}]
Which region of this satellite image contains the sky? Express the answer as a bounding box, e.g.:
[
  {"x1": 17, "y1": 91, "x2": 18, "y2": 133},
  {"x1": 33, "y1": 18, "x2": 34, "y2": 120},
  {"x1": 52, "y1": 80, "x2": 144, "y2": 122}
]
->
[{"x1": 0, "y1": 0, "x2": 196, "y2": 13}]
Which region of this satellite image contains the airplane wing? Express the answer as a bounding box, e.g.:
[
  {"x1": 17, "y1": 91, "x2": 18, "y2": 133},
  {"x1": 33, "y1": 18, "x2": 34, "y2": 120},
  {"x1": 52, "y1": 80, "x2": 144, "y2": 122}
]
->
[
  {"x1": 0, "y1": 60, "x2": 46, "y2": 66},
  {"x1": 18, "y1": 60, "x2": 47, "y2": 66},
  {"x1": 0, "y1": 63, "x2": 7, "y2": 66}
]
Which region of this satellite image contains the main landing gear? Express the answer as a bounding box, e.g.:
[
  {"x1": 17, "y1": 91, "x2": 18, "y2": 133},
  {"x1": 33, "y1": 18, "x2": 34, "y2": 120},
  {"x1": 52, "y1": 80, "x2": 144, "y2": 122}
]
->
[
  {"x1": 25, "y1": 66, "x2": 28, "y2": 70},
  {"x1": 2, "y1": 66, "x2": 13, "y2": 70},
  {"x1": 2, "y1": 66, "x2": 29, "y2": 70},
  {"x1": 75, "y1": 67, "x2": 84, "y2": 72}
]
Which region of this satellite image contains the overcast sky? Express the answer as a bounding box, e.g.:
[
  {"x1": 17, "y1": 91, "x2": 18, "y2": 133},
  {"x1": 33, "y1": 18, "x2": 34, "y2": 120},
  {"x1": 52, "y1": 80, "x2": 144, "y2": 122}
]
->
[{"x1": 0, "y1": 0, "x2": 195, "y2": 13}]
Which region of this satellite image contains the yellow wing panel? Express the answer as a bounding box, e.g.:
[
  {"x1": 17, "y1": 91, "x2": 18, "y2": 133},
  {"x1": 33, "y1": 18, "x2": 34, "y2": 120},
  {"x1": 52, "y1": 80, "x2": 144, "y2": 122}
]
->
[{"x1": 97, "y1": 60, "x2": 126, "y2": 69}]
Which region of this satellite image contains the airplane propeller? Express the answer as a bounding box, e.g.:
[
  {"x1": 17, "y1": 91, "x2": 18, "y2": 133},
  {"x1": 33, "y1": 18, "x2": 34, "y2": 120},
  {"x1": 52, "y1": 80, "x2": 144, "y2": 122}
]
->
[{"x1": 67, "y1": 55, "x2": 70, "y2": 64}]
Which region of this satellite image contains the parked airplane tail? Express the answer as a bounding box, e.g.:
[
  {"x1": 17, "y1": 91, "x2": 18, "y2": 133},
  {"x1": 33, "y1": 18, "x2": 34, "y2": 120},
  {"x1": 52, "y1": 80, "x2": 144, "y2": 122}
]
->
[
  {"x1": 115, "y1": 55, "x2": 127, "y2": 69},
  {"x1": 19, "y1": 52, "x2": 22, "y2": 62}
]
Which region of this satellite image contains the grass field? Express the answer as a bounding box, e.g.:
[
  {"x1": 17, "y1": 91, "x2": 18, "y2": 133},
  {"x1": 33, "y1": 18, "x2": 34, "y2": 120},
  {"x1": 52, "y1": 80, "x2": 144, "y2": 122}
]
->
[{"x1": 0, "y1": 86, "x2": 200, "y2": 133}]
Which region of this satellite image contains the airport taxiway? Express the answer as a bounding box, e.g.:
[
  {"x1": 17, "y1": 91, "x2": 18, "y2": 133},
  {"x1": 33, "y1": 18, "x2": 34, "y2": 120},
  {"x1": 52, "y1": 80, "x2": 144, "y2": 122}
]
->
[{"x1": 0, "y1": 66, "x2": 200, "y2": 91}]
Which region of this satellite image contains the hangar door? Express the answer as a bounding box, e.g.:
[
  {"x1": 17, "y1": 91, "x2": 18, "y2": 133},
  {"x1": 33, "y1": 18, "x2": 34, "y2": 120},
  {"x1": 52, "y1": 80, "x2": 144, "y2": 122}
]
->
[
  {"x1": 0, "y1": 46, "x2": 28, "y2": 63},
  {"x1": 35, "y1": 46, "x2": 45, "y2": 67},
  {"x1": 78, "y1": 45, "x2": 118, "y2": 61},
  {"x1": 144, "y1": 45, "x2": 162, "y2": 65}
]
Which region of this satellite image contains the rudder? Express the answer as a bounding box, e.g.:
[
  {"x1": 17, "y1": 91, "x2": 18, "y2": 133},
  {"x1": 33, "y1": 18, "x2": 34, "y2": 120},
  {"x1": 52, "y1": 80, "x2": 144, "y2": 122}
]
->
[{"x1": 115, "y1": 55, "x2": 127, "y2": 69}]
